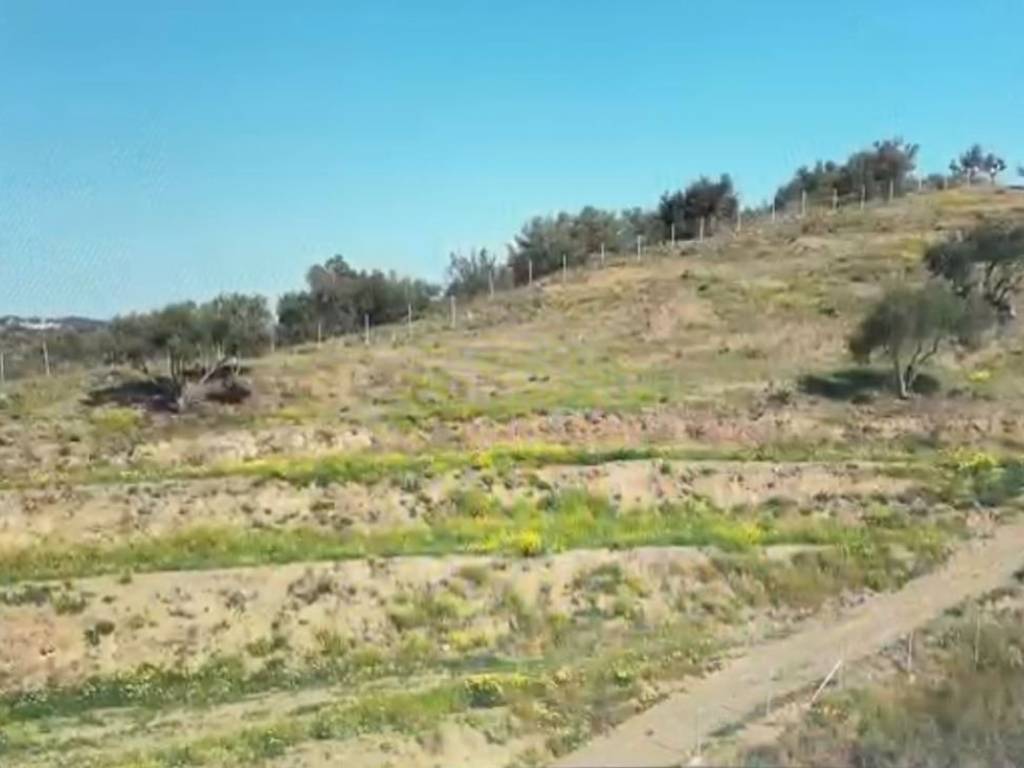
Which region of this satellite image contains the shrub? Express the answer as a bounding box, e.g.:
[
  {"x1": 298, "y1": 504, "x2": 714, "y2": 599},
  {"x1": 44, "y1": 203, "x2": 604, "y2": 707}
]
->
[
  {"x1": 514, "y1": 530, "x2": 544, "y2": 558},
  {"x1": 924, "y1": 223, "x2": 1024, "y2": 320},
  {"x1": 849, "y1": 282, "x2": 993, "y2": 398}
]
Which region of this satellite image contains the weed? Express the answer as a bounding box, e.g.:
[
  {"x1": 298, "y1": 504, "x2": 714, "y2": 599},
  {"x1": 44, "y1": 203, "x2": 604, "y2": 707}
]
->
[
  {"x1": 89, "y1": 407, "x2": 143, "y2": 441},
  {"x1": 514, "y1": 530, "x2": 544, "y2": 557},
  {"x1": 52, "y1": 590, "x2": 88, "y2": 615},
  {"x1": 245, "y1": 634, "x2": 289, "y2": 658},
  {"x1": 83, "y1": 620, "x2": 115, "y2": 647},
  {"x1": 0, "y1": 491, "x2": 948, "y2": 583},
  {"x1": 455, "y1": 563, "x2": 491, "y2": 586}
]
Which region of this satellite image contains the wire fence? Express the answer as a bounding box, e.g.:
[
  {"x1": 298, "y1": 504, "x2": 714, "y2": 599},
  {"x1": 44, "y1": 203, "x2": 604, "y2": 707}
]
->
[
  {"x1": 0, "y1": 179, "x2": 1008, "y2": 390},
  {"x1": 561, "y1": 604, "x2": 998, "y2": 768}
]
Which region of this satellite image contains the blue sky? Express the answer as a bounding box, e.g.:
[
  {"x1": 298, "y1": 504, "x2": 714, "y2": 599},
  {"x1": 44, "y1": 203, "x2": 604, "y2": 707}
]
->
[{"x1": 1, "y1": 0, "x2": 1022, "y2": 318}]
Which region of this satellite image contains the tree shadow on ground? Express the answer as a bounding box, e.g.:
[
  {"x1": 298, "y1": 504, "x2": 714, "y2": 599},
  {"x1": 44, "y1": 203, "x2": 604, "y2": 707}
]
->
[
  {"x1": 206, "y1": 379, "x2": 252, "y2": 405},
  {"x1": 83, "y1": 369, "x2": 253, "y2": 412},
  {"x1": 798, "y1": 367, "x2": 939, "y2": 402},
  {"x1": 83, "y1": 377, "x2": 178, "y2": 412}
]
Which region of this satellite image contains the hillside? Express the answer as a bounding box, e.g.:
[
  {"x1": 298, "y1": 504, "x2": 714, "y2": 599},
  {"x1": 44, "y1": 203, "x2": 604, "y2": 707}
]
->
[{"x1": 2, "y1": 186, "x2": 1024, "y2": 768}]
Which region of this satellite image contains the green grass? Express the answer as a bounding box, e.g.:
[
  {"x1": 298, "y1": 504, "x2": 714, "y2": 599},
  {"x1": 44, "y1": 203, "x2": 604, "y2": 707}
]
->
[
  {"x1": 3, "y1": 440, "x2": 938, "y2": 491},
  {"x1": 0, "y1": 490, "x2": 948, "y2": 583},
  {"x1": 0, "y1": 613, "x2": 712, "y2": 759},
  {"x1": 20, "y1": 622, "x2": 715, "y2": 768},
  {"x1": 90, "y1": 684, "x2": 469, "y2": 768},
  {"x1": 0, "y1": 512, "x2": 952, "y2": 761}
]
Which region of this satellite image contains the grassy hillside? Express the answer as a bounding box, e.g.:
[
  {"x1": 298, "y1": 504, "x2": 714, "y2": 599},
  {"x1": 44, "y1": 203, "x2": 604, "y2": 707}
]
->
[{"x1": 2, "y1": 186, "x2": 1024, "y2": 768}]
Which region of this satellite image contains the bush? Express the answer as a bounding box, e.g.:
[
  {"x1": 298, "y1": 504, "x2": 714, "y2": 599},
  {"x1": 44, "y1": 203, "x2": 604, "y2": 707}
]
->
[{"x1": 464, "y1": 674, "x2": 506, "y2": 708}]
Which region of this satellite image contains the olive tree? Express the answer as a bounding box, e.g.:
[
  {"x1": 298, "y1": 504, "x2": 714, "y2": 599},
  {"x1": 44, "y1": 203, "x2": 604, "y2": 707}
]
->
[
  {"x1": 849, "y1": 283, "x2": 992, "y2": 398},
  {"x1": 446, "y1": 248, "x2": 501, "y2": 298},
  {"x1": 659, "y1": 174, "x2": 737, "y2": 238},
  {"x1": 924, "y1": 223, "x2": 1024, "y2": 321},
  {"x1": 950, "y1": 144, "x2": 1005, "y2": 184}
]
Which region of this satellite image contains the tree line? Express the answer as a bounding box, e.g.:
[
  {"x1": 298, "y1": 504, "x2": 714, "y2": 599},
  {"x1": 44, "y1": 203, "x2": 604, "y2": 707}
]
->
[
  {"x1": 450, "y1": 173, "x2": 741, "y2": 296},
  {"x1": 5, "y1": 137, "x2": 1017, "y2": 402}
]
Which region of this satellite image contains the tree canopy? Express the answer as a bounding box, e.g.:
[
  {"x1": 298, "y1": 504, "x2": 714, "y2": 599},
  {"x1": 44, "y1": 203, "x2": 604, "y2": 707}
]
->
[
  {"x1": 658, "y1": 174, "x2": 737, "y2": 239},
  {"x1": 104, "y1": 295, "x2": 273, "y2": 369},
  {"x1": 924, "y1": 223, "x2": 1024, "y2": 320},
  {"x1": 774, "y1": 138, "x2": 919, "y2": 208},
  {"x1": 949, "y1": 144, "x2": 1006, "y2": 183},
  {"x1": 445, "y1": 248, "x2": 505, "y2": 298},
  {"x1": 280, "y1": 255, "x2": 438, "y2": 342}
]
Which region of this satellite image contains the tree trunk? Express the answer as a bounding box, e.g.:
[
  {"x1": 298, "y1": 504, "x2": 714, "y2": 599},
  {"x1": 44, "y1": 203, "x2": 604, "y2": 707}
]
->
[
  {"x1": 902, "y1": 363, "x2": 916, "y2": 399},
  {"x1": 894, "y1": 356, "x2": 910, "y2": 399},
  {"x1": 896, "y1": 372, "x2": 910, "y2": 399}
]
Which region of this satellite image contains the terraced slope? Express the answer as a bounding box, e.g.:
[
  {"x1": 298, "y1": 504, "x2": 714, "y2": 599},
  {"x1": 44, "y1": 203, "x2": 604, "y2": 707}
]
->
[{"x1": 2, "y1": 187, "x2": 1024, "y2": 767}]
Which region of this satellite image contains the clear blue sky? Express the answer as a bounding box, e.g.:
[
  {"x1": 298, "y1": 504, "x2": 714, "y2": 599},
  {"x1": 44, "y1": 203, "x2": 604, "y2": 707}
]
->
[{"x1": 2, "y1": 1, "x2": 1022, "y2": 318}]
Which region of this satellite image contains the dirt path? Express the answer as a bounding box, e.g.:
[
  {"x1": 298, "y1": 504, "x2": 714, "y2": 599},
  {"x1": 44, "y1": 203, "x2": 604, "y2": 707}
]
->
[{"x1": 556, "y1": 520, "x2": 1024, "y2": 768}]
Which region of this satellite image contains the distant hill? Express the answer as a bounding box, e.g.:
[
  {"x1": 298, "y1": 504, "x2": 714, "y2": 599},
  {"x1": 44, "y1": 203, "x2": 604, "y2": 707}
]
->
[{"x1": 0, "y1": 315, "x2": 107, "y2": 333}]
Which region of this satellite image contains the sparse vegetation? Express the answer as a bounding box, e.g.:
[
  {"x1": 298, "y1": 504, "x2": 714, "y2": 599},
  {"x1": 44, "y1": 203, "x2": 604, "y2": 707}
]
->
[
  {"x1": 4, "y1": 171, "x2": 1024, "y2": 768},
  {"x1": 0, "y1": 489, "x2": 946, "y2": 582},
  {"x1": 744, "y1": 602, "x2": 1024, "y2": 768}
]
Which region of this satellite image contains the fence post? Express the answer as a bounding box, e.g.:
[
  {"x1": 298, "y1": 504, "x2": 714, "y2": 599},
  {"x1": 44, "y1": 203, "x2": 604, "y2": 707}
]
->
[
  {"x1": 736, "y1": 207, "x2": 742, "y2": 233},
  {"x1": 699, "y1": 217, "x2": 705, "y2": 242},
  {"x1": 860, "y1": 185, "x2": 866, "y2": 210},
  {"x1": 364, "y1": 313, "x2": 370, "y2": 346},
  {"x1": 600, "y1": 241, "x2": 606, "y2": 266},
  {"x1": 488, "y1": 270, "x2": 495, "y2": 298},
  {"x1": 635, "y1": 235, "x2": 641, "y2": 261},
  {"x1": 562, "y1": 253, "x2": 567, "y2": 283},
  {"x1": 449, "y1": 295, "x2": 456, "y2": 328},
  {"x1": 810, "y1": 659, "x2": 843, "y2": 705},
  {"x1": 800, "y1": 189, "x2": 807, "y2": 217},
  {"x1": 528, "y1": 259, "x2": 533, "y2": 286},
  {"x1": 974, "y1": 615, "x2": 981, "y2": 668},
  {"x1": 832, "y1": 188, "x2": 838, "y2": 211},
  {"x1": 0, "y1": 351, "x2": 5, "y2": 386},
  {"x1": 407, "y1": 303, "x2": 413, "y2": 337},
  {"x1": 888, "y1": 178, "x2": 895, "y2": 202},
  {"x1": 694, "y1": 706, "x2": 702, "y2": 759},
  {"x1": 670, "y1": 223, "x2": 676, "y2": 247}
]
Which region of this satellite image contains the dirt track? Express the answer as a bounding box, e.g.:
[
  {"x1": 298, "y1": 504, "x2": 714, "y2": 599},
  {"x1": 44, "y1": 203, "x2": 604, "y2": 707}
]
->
[{"x1": 556, "y1": 520, "x2": 1024, "y2": 768}]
